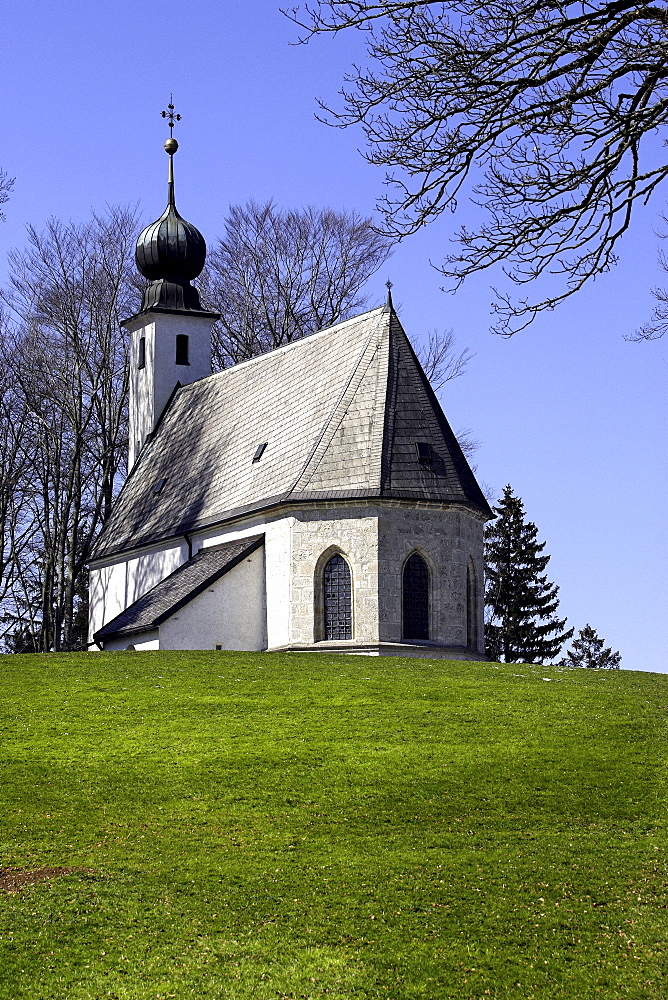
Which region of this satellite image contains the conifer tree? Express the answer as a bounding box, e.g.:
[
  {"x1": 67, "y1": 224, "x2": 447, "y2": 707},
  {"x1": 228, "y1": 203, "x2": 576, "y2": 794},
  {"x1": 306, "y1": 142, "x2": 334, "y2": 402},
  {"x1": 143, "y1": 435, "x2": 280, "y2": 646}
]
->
[
  {"x1": 485, "y1": 486, "x2": 572, "y2": 663},
  {"x1": 560, "y1": 625, "x2": 621, "y2": 670}
]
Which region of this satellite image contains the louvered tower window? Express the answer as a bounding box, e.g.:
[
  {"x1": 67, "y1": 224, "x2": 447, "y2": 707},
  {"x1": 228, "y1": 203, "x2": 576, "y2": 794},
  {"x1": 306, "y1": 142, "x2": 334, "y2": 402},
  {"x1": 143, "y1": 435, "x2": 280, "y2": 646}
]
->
[
  {"x1": 175, "y1": 334, "x2": 190, "y2": 365},
  {"x1": 403, "y1": 553, "x2": 430, "y2": 640},
  {"x1": 323, "y1": 554, "x2": 352, "y2": 640}
]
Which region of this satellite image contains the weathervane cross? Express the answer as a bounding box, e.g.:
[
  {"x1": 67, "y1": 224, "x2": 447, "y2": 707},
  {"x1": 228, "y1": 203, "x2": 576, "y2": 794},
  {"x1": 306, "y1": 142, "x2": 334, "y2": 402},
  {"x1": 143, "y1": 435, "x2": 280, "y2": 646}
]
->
[{"x1": 161, "y1": 96, "x2": 181, "y2": 137}]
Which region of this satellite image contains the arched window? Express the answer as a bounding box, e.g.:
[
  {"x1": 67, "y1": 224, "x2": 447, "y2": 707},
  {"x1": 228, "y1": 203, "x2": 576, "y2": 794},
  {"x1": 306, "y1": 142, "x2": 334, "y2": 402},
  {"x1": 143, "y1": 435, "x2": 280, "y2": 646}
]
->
[
  {"x1": 175, "y1": 334, "x2": 189, "y2": 365},
  {"x1": 323, "y1": 554, "x2": 352, "y2": 640},
  {"x1": 467, "y1": 559, "x2": 478, "y2": 650},
  {"x1": 403, "y1": 553, "x2": 430, "y2": 640}
]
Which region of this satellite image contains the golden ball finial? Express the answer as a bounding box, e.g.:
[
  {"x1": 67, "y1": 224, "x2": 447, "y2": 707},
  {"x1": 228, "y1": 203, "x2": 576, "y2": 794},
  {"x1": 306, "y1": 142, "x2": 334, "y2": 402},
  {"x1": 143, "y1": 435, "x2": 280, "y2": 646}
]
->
[{"x1": 164, "y1": 137, "x2": 179, "y2": 155}]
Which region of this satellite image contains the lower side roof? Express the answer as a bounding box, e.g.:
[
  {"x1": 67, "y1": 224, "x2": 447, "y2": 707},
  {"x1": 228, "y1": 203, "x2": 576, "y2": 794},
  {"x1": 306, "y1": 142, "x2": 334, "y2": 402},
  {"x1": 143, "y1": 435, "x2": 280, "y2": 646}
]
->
[{"x1": 95, "y1": 535, "x2": 264, "y2": 642}]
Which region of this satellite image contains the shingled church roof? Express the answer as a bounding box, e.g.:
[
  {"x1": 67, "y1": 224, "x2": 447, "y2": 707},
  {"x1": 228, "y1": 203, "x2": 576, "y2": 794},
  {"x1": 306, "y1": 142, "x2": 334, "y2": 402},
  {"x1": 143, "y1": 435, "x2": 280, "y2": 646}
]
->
[{"x1": 92, "y1": 305, "x2": 491, "y2": 561}]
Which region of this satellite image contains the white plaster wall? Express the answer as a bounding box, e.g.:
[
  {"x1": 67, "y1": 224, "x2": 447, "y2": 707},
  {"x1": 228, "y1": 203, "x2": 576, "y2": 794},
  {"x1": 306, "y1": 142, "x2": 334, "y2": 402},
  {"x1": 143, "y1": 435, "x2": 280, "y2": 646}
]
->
[
  {"x1": 289, "y1": 507, "x2": 380, "y2": 644},
  {"x1": 159, "y1": 545, "x2": 266, "y2": 650},
  {"x1": 103, "y1": 631, "x2": 160, "y2": 652},
  {"x1": 194, "y1": 515, "x2": 292, "y2": 649},
  {"x1": 126, "y1": 311, "x2": 214, "y2": 469},
  {"x1": 128, "y1": 316, "x2": 155, "y2": 469},
  {"x1": 89, "y1": 540, "x2": 188, "y2": 646},
  {"x1": 377, "y1": 505, "x2": 485, "y2": 651},
  {"x1": 265, "y1": 518, "x2": 293, "y2": 648}
]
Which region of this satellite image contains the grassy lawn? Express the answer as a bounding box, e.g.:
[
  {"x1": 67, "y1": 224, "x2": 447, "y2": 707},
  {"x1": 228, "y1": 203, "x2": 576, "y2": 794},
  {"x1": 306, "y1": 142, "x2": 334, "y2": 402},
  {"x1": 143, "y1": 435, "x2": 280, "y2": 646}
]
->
[{"x1": 0, "y1": 652, "x2": 666, "y2": 999}]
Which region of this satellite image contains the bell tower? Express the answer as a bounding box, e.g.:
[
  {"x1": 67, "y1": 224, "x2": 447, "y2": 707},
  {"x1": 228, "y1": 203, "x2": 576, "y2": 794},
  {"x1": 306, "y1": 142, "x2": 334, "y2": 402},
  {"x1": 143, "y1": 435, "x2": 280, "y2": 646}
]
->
[{"x1": 123, "y1": 101, "x2": 219, "y2": 469}]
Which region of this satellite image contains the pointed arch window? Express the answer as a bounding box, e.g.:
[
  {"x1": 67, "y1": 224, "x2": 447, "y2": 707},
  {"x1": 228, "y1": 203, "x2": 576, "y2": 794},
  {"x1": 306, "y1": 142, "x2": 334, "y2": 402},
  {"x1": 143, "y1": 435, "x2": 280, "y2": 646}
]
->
[
  {"x1": 467, "y1": 560, "x2": 478, "y2": 650},
  {"x1": 403, "y1": 553, "x2": 430, "y2": 640},
  {"x1": 323, "y1": 554, "x2": 352, "y2": 640}
]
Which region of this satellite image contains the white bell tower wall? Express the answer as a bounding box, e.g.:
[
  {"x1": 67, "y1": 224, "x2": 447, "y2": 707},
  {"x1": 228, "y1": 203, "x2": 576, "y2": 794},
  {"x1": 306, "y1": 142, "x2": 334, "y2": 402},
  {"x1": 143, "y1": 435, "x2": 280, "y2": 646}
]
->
[{"x1": 125, "y1": 310, "x2": 215, "y2": 469}]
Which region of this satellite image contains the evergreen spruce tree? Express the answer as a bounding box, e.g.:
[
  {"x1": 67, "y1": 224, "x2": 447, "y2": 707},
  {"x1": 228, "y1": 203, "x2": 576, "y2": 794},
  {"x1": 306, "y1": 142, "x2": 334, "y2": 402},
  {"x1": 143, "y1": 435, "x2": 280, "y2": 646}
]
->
[
  {"x1": 560, "y1": 625, "x2": 621, "y2": 670},
  {"x1": 485, "y1": 486, "x2": 572, "y2": 663}
]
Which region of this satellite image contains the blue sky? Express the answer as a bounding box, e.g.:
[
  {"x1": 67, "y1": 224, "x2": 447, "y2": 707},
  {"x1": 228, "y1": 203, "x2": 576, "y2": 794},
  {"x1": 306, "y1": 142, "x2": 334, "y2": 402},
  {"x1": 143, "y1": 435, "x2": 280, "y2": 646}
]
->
[{"x1": 1, "y1": 0, "x2": 666, "y2": 671}]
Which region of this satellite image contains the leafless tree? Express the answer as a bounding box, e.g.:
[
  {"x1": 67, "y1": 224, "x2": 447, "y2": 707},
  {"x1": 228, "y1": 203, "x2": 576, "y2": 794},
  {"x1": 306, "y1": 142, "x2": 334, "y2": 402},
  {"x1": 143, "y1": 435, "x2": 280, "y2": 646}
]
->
[
  {"x1": 416, "y1": 327, "x2": 472, "y2": 393},
  {"x1": 0, "y1": 207, "x2": 139, "y2": 651},
  {"x1": 0, "y1": 168, "x2": 13, "y2": 221},
  {"x1": 201, "y1": 199, "x2": 475, "y2": 389},
  {"x1": 0, "y1": 328, "x2": 36, "y2": 608},
  {"x1": 285, "y1": 2, "x2": 668, "y2": 334},
  {"x1": 642, "y1": 286, "x2": 668, "y2": 339},
  {"x1": 198, "y1": 200, "x2": 393, "y2": 368},
  {"x1": 637, "y1": 210, "x2": 668, "y2": 339}
]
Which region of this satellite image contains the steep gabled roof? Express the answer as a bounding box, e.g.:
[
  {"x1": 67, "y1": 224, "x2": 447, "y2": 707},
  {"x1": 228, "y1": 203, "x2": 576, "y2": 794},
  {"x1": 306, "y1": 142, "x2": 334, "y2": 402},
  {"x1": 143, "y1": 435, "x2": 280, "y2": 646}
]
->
[
  {"x1": 92, "y1": 305, "x2": 491, "y2": 560},
  {"x1": 94, "y1": 535, "x2": 264, "y2": 641}
]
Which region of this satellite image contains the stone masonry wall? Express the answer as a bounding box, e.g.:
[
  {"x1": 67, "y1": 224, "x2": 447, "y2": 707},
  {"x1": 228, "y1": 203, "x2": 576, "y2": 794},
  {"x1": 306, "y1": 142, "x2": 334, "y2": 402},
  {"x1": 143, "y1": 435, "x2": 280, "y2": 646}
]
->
[
  {"x1": 377, "y1": 505, "x2": 485, "y2": 651},
  {"x1": 286, "y1": 501, "x2": 485, "y2": 651},
  {"x1": 289, "y1": 507, "x2": 380, "y2": 644}
]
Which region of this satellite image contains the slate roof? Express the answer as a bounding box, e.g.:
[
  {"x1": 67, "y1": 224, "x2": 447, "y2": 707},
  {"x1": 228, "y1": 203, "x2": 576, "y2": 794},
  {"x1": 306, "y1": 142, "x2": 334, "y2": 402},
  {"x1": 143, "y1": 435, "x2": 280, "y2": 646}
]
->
[
  {"x1": 94, "y1": 535, "x2": 264, "y2": 641},
  {"x1": 92, "y1": 305, "x2": 491, "y2": 560}
]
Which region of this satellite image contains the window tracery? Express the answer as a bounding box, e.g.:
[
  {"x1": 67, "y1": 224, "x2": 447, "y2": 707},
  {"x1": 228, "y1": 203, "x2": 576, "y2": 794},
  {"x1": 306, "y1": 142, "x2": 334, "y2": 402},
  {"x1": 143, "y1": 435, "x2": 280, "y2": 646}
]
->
[
  {"x1": 403, "y1": 552, "x2": 430, "y2": 640},
  {"x1": 323, "y1": 553, "x2": 352, "y2": 640}
]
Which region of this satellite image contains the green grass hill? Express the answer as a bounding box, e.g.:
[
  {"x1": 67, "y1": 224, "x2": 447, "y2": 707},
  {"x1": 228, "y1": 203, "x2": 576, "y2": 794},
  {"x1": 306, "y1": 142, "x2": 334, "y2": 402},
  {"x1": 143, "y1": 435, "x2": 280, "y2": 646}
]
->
[{"x1": 0, "y1": 652, "x2": 666, "y2": 999}]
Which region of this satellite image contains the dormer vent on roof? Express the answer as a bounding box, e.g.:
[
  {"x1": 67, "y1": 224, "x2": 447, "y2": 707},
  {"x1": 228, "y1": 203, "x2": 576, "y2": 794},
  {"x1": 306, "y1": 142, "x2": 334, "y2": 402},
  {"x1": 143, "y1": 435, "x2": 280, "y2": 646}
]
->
[
  {"x1": 416, "y1": 442, "x2": 433, "y2": 463},
  {"x1": 135, "y1": 126, "x2": 207, "y2": 314}
]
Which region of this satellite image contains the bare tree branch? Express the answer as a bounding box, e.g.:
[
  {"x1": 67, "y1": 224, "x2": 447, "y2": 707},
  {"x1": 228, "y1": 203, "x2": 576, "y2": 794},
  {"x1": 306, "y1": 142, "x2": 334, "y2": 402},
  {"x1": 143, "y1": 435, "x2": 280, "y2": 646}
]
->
[
  {"x1": 0, "y1": 168, "x2": 13, "y2": 222},
  {"x1": 415, "y1": 327, "x2": 473, "y2": 391},
  {"x1": 632, "y1": 210, "x2": 668, "y2": 338},
  {"x1": 453, "y1": 426, "x2": 480, "y2": 462},
  {"x1": 286, "y1": 1, "x2": 668, "y2": 333},
  {"x1": 412, "y1": 327, "x2": 479, "y2": 465}
]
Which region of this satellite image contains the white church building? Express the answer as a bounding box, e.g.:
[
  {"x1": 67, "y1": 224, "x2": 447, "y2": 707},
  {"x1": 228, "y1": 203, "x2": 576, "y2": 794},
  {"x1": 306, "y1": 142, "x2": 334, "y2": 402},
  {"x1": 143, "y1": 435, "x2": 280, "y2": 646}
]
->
[{"x1": 88, "y1": 135, "x2": 492, "y2": 658}]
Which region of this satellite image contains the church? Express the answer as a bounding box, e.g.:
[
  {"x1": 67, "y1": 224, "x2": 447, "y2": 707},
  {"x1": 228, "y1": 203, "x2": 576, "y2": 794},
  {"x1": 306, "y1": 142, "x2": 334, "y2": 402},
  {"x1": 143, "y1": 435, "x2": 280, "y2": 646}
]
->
[{"x1": 88, "y1": 132, "x2": 492, "y2": 658}]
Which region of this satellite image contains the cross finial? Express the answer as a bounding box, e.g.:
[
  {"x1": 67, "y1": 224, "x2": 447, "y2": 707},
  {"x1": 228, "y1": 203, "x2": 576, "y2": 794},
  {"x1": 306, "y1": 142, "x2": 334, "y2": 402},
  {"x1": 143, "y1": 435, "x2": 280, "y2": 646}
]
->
[
  {"x1": 161, "y1": 95, "x2": 181, "y2": 138},
  {"x1": 385, "y1": 278, "x2": 393, "y2": 308}
]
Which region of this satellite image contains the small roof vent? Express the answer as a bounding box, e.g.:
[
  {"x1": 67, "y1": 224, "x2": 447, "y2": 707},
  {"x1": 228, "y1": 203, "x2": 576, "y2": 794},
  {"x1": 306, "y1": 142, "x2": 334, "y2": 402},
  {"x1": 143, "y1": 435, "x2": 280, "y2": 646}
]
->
[
  {"x1": 153, "y1": 477, "x2": 167, "y2": 495},
  {"x1": 252, "y1": 442, "x2": 268, "y2": 463},
  {"x1": 416, "y1": 442, "x2": 433, "y2": 463}
]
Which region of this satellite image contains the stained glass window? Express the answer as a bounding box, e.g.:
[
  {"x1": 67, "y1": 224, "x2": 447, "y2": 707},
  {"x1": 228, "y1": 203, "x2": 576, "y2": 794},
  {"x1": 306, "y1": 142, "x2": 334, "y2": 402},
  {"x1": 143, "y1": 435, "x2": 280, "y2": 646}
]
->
[
  {"x1": 403, "y1": 553, "x2": 429, "y2": 640},
  {"x1": 324, "y1": 554, "x2": 352, "y2": 640}
]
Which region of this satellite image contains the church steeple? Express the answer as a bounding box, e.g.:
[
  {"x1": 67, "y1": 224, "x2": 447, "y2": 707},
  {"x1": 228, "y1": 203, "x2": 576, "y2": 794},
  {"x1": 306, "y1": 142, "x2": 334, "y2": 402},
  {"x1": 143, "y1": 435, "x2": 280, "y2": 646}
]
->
[
  {"x1": 134, "y1": 103, "x2": 210, "y2": 314},
  {"x1": 123, "y1": 102, "x2": 219, "y2": 470}
]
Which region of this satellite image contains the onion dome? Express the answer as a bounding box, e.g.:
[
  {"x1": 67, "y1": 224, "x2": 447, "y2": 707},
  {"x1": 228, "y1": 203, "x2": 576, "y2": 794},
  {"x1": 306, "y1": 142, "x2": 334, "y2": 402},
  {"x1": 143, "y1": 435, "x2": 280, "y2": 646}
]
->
[{"x1": 135, "y1": 137, "x2": 208, "y2": 313}]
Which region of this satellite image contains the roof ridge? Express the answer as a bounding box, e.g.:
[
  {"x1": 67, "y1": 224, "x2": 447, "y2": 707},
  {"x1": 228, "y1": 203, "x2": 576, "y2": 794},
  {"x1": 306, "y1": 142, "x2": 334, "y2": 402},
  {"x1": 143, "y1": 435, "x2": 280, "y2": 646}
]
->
[{"x1": 176, "y1": 304, "x2": 389, "y2": 392}]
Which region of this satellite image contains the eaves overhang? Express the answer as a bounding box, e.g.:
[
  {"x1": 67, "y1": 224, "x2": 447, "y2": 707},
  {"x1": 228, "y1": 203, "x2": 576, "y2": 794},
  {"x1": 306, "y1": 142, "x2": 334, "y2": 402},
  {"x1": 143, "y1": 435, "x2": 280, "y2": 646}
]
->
[{"x1": 90, "y1": 492, "x2": 491, "y2": 565}]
